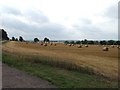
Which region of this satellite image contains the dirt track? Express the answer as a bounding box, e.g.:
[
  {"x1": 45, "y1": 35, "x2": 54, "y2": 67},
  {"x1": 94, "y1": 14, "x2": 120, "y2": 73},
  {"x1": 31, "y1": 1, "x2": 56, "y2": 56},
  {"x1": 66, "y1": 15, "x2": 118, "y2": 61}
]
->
[{"x1": 2, "y1": 64, "x2": 57, "y2": 88}]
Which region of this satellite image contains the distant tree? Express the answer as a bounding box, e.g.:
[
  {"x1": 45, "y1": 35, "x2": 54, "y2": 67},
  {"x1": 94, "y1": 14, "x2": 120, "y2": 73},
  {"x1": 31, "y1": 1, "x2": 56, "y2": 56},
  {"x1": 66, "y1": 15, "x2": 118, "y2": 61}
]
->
[
  {"x1": 116, "y1": 41, "x2": 120, "y2": 45},
  {"x1": 64, "y1": 41, "x2": 69, "y2": 44},
  {"x1": 94, "y1": 41, "x2": 99, "y2": 45},
  {"x1": 15, "y1": 38, "x2": 18, "y2": 41},
  {"x1": 19, "y1": 36, "x2": 24, "y2": 42},
  {"x1": 107, "y1": 40, "x2": 115, "y2": 45},
  {"x1": 82, "y1": 39, "x2": 88, "y2": 44},
  {"x1": 70, "y1": 41, "x2": 75, "y2": 44},
  {"x1": 43, "y1": 37, "x2": 50, "y2": 42},
  {"x1": 100, "y1": 40, "x2": 107, "y2": 45},
  {"x1": 76, "y1": 41, "x2": 81, "y2": 44},
  {"x1": 0, "y1": 29, "x2": 9, "y2": 40},
  {"x1": 88, "y1": 40, "x2": 94, "y2": 44},
  {"x1": 81, "y1": 40, "x2": 84, "y2": 44},
  {"x1": 34, "y1": 38, "x2": 39, "y2": 42},
  {"x1": 84, "y1": 39, "x2": 88, "y2": 44},
  {"x1": 12, "y1": 37, "x2": 15, "y2": 41}
]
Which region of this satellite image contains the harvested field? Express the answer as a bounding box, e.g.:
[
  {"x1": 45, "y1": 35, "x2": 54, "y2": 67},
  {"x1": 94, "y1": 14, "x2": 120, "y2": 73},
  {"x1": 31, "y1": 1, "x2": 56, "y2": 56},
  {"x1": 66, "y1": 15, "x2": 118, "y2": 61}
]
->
[{"x1": 2, "y1": 41, "x2": 118, "y2": 80}]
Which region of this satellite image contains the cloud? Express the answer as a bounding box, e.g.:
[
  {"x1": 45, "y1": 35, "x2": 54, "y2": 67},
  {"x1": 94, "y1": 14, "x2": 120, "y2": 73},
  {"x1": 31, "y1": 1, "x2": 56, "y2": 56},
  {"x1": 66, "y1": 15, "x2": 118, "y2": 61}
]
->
[
  {"x1": 73, "y1": 18, "x2": 118, "y2": 40},
  {"x1": 1, "y1": 8, "x2": 70, "y2": 40},
  {"x1": 103, "y1": 5, "x2": 118, "y2": 19},
  {"x1": 0, "y1": 1, "x2": 118, "y2": 40},
  {"x1": 25, "y1": 9, "x2": 50, "y2": 24},
  {"x1": 0, "y1": 6, "x2": 22, "y2": 16}
]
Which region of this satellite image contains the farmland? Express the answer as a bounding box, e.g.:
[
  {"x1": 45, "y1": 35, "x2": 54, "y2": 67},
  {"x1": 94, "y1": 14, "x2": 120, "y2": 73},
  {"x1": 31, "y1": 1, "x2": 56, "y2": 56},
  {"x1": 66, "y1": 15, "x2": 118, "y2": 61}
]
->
[{"x1": 2, "y1": 41, "x2": 119, "y2": 88}]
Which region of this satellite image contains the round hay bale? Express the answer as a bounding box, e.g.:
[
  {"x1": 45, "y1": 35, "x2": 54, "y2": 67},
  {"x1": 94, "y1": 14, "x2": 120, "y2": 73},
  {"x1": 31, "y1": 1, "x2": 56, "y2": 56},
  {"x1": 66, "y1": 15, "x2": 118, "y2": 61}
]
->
[
  {"x1": 103, "y1": 47, "x2": 109, "y2": 51},
  {"x1": 117, "y1": 45, "x2": 119, "y2": 48},
  {"x1": 54, "y1": 43, "x2": 56, "y2": 46},
  {"x1": 40, "y1": 43, "x2": 43, "y2": 45},
  {"x1": 44, "y1": 43, "x2": 47, "y2": 46},
  {"x1": 85, "y1": 45, "x2": 88, "y2": 47},
  {"x1": 50, "y1": 43, "x2": 53, "y2": 45},
  {"x1": 78, "y1": 45, "x2": 82, "y2": 48},
  {"x1": 71, "y1": 44, "x2": 74, "y2": 46},
  {"x1": 111, "y1": 45, "x2": 114, "y2": 48},
  {"x1": 117, "y1": 45, "x2": 120, "y2": 49},
  {"x1": 68, "y1": 44, "x2": 71, "y2": 46}
]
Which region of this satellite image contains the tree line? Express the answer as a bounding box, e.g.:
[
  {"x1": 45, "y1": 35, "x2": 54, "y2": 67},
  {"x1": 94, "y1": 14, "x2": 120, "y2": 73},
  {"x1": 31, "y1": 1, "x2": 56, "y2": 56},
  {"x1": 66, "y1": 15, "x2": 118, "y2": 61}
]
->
[
  {"x1": 11, "y1": 36, "x2": 24, "y2": 42},
  {"x1": 0, "y1": 29, "x2": 50, "y2": 42},
  {"x1": 1, "y1": 29, "x2": 120, "y2": 45},
  {"x1": 64, "y1": 39, "x2": 120, "y2": 45},
  {"x1": 11, "y1": 36, "x2": 50, "y2": 42}
]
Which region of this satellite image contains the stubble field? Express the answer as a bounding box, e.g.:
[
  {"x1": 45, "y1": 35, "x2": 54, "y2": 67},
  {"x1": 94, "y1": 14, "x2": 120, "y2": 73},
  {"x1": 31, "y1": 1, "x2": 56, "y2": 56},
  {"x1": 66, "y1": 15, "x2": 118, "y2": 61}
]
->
[
  {"x1": 2, "y1": 41, "x2": 119, "y2": 87},
  {"x1": 2, "y1": 41, "x2": 118, "y2": 80}
]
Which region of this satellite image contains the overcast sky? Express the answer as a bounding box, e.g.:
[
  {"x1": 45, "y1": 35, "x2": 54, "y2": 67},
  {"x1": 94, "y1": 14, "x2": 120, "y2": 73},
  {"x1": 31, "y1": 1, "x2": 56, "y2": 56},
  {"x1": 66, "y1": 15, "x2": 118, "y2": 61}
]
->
[{"x1": 0, "y1": 0, "x2": 119, "y2": 40}]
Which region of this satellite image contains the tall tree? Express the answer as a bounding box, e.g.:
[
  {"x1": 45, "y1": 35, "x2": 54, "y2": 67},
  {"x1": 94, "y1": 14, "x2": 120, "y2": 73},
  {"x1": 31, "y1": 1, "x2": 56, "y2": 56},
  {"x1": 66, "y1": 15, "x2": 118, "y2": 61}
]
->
[
  {"x1": 108, "y1": 40, "x2": 115, "y2": 45},
  {"x1": 64, "y1": 41, "x2": 69, "y2": 44},
  {"x1": 70, "y1": 41, "x2": 75, "y2": 44},
  {"x1": 19, "y1": 36, "x2": 24, "y2": 42},
  {"x1": 34, "y1": 38, "x2": 39, "y2": 42},
  {"x1": 43, "y1": 37, "x2": 50, "y2": 42},
  {"x1": 15, "y1": 38, "x2": 18, "y2": 41},
  {"x1": 84, "y1": 39, "x2": 88, "y2": 44},
  {"x1": 76, "y1": 41, "x2": 81, "y2": 44},
  {"x1": 100, "y1": 40, "x2": 107, "y2": 45},
  {"x1": 12, "y1": 37, "x2": 15, "y2": 41},
  {"x1": 0, "y1": 29, "x2": 9, "y2": 40},
  {"x1": 88, "y1": 40, "x2": 94, "y2": 44}
]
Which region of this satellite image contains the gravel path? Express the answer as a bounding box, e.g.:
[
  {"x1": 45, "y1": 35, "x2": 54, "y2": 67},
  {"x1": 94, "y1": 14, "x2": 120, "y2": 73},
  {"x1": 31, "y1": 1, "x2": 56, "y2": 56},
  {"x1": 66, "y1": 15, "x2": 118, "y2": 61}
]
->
[{"x1": 2, "y1": 64, "x2": 57, "y2": 88}]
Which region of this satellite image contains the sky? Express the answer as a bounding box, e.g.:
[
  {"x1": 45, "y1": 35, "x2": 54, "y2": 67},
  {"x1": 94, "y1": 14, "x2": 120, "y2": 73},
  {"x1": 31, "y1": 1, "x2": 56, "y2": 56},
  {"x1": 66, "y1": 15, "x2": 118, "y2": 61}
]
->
[{"x1": 0, "y1": 0, "x2": 119, "y2": 40}]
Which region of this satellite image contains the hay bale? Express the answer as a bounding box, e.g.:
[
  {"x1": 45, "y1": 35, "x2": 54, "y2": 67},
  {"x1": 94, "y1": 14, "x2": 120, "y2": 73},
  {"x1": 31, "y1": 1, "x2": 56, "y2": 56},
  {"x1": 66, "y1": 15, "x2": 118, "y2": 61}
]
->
[
  {"x1": 54, "y1": 43, "x2": 56, "y2": 46},
  {"x1": 50, "y1": 43, "x2": 53, "y2": 45},
  {"x1": 111, "y1": 45, "x2": 114, "y2": 48},
  {"x1": 103, "y1": 47, "x2": 109, "y2": 51},
  {"x1": 77, "y1": 45, "x2": 82, "y2": 48},
  {"x1": 40, "y1": 43, "x2": 43, "y2": 45},
  {"x1": 117, "y1": 45, "x2": 120, "y2": 48},
  {"x1": 71, "y1": 44, "x2": 74, "y2": 46},
  {"x1": 85, "y1": 45, "x2": 88, "y2": 47},
  {"x1": 44, "y1": 43, "x2": 47, "y2": 46},
  {"x1": 68, "y1": 44, "x2": 71, "y2": 46}
]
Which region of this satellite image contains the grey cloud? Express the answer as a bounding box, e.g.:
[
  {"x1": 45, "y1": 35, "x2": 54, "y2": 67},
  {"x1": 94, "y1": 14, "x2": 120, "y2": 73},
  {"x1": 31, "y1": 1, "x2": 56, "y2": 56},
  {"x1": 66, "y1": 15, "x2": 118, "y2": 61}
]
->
[
  {"x1": 73, "y1": 23, "x2": 117, "y2": 40},
  {"x1": 0, "y1": 4, "x2": 71, "y2": 40},
  {"x1": 1, "y1": 5, "x2": 117, "y2": 40},
  {"x1": 73, "y1": 18, "x2": 92, "y2": 28},
  {"x1": 0, "y1": 6, "x2": 49, "y2": 24},
  {"x1": 3, "y1": 17, "x2": 27, "y2": 30},
  {"x1": 80, "y1": 19, "x2": 92, "y2": 24},
  {"x1": 76, "y1": 26, "x2": 102, "y2": 38},
  {"x1": 25, "y1": 9, "x2": 49, "y2": 24},
  {"x1": 103, "y1": 5, "x2": 118, "y2": 19},
  {"x1": 0, "y1": 6, "x2": 22, "y2": 16},
  {"x1": 2, "y1": 13, "x2": 69, "y2": 40},
  {"x1": 37, "y1": 23, "x2": 69, "y2": 39}
]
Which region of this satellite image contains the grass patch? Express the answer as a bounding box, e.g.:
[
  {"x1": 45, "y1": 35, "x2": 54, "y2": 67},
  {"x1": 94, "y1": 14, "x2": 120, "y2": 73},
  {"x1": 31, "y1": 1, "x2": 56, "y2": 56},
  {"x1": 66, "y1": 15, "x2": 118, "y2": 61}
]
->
[{"x1": 2, "y1": 51, "x2": 118, "y2": 88}]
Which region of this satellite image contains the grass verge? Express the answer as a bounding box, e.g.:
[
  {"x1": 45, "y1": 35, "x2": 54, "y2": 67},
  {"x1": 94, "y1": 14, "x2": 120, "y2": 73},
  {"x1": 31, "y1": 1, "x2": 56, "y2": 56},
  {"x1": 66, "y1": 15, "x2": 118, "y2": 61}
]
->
[{"x1": 2, "y1": 51, "x2": 118, "y2": 88}]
